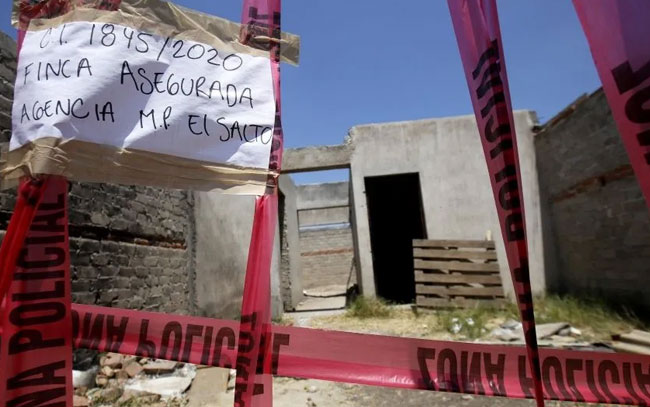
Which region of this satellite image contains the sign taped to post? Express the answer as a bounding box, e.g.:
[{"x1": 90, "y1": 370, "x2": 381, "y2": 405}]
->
[{"x1": 2, "y1": 0, "x2": 300, "y2": 194}]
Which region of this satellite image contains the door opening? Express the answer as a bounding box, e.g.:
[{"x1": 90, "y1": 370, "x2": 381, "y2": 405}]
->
[{"x1": 365, "y1": 173, "x2": 426, "y2": 303}]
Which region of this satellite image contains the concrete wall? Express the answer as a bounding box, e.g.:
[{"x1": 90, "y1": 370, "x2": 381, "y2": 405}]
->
[
  {"x1": 535, "y1": 89, "x2": 650, "y2": 311},
  {"x1": 297, "y1": 181, "x2": 350, "y2": 226},
  {"x1": 192, "y1": 176, "x2": 303, "y2": 316},
  {"x1": 299, "y1": 207, "x2": 349, "y2": 227},
  {"x1": 283, "y1": 144, "x2": 351, "y2": 173},
  {"x1": 193, "y1": 191, "x2": 286, "y2": 319},
  {"x1": 297, "y1": 182, "x2": 350, "y2": 209},
  {"x1": 193, "y1": 192, "x2": 252, "y2": 319},
  {"x1": 348, "y1": 112, "x2": 546, "y2": 299},
  {"x1": 278, "y1": 175, "x2": 304, "y2": 310}
]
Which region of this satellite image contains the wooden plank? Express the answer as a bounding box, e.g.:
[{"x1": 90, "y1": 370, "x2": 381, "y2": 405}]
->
[
  {"x1": 414, "y1": 259, "x2": 500, "y2": 272},
  {"x1": 415, "y1": 271, "x2": 502, "y2": 285},
  {"x1": 616, "y1": 330, "x2": 650, "y2": 347},
  {"x1": 416, "y1": 296, "x2": 506, "y2": 309},
  {"x1": 416, "y1": 286, "x2": 450, "y2": 296},
  {"x1": 610, "y1": 341, "x2": 650, "y2": 356},
  {"x1": 416, "y1": 287, "x2": 450, "y2": 299},
  {"x1": 414, "y1": 248, "x2": 497, "y2": 261},
  {"x1": 413, "y1": 239, "x2": 495, "y2": 249},
  {"x1": 416, "y1": 285, "x2": 504, "y2": 297}
]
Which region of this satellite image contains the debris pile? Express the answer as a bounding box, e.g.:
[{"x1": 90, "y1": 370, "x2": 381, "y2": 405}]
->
[
  {"x1": 489, "y1": 320, "x2": 591, "y2": 348},
  {"x1": 73, "y1": 353, "x2": 196, "y2": 407}
]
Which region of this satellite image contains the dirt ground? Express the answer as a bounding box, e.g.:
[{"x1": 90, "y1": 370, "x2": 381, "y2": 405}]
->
[
  {"x1": 304, "y1": 308, "x2": 461, "y2": 339},
  {"x1": 96, "y1": 300, "x2": 638, "y2": 407},
  {"x1": 269, "y1": 377, "x2": 616, "y2": 407},
  {"x1": 210, "y1": 307, "x2": 627, "y2": 407},
  {"x1": 212, "y1": 372, "x2": 619, "y2": 407},
  {"x1": 302, "y1": 305, "x2": 635, "y2": 344}
]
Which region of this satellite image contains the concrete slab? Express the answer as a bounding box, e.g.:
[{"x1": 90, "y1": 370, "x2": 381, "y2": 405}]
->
[
  {"x1": 125, "y1": 376, "x2": 192, "y2": 398},
  {"x1": 303, "y1": 285, "x2": 347, "y2": 298},
  {"x1": 186, "y1": 367, "x2": 231, "y2": 407},
  {"x1": 283, "y1": 145, "x2": 351, "y2": 173},
  {"x1": 294, "y1": 296, "x2": 346, "y2": 312}
]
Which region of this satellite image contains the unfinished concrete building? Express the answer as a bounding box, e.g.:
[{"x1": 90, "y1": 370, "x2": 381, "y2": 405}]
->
[
  {"x1": 282, "y1": 111, "x2": 545, "y2": 305},
  {"x1": 280, "y1": 91, "x2": 650, "y2": 312},
  {"x1": 1, "y1": 31, "x2": 648, "y2": 317}
]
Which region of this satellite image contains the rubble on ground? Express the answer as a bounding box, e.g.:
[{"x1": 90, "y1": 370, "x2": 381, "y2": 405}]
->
[
  {"x1": 487, "y1": 320, "x2": 607, "y2": 349},
  {"x1": 73, "y1": 353, "x2": 196, "y2": 406}
]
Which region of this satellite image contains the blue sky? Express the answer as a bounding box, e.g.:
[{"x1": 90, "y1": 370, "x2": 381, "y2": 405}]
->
[{"x1": 1, "y1": 1, "x2": 601, "y2": 184}]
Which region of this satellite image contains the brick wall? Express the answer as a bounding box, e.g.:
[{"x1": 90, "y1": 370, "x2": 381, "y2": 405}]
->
[
  {"x1": 0, "y1": 31, "x2": 195, "y2": 315},
  {"x1": 0, "y1": 177, "x2": 195, "y2": 315},
  {"x1": 535, "y1": 89, "x2": 650, "y2": 312},
  {"x1": 67, "y1": 183, "x2": 194, "y2": 313},
  {"x1": 300, "y1": 227, "x2": 355, "y2": 289},
  {"x1": 0, "y1": 32, "x2": 14, "y2": 142}
]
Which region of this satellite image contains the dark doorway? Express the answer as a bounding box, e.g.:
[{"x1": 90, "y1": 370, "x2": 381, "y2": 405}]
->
[{"x1": 365, "y1": 173, "x2": 427, "y2": 303}]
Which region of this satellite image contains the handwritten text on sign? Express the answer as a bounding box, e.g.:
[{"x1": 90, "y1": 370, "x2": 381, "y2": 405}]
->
[{"x1": 12, "y1": 21, "x2": 276, "y2": 169}]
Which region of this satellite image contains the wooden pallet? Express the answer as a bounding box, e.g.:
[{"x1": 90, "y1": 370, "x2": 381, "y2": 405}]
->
[{"x1": 413, "y1": 239, "x2": 506, "y2": 309}]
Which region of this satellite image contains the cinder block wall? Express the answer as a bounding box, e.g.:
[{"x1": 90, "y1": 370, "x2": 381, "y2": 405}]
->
[
  {"x1": 535, "y1": 89, "x2": 650, "y2": 312},
  {"x1": 296, "y1": 182, "x2": 355, "y2": 291},
  {"x1": 299, "y1": 227, "x2": 354, "y2": 289},
  {"x1": 0, "y1": 31, "x2": 195, "y2": 315}
]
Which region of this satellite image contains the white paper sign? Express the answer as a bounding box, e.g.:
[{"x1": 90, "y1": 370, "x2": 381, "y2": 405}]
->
[{"x1": 12, "y1": 21, "x2": 275, "y2": 169}]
